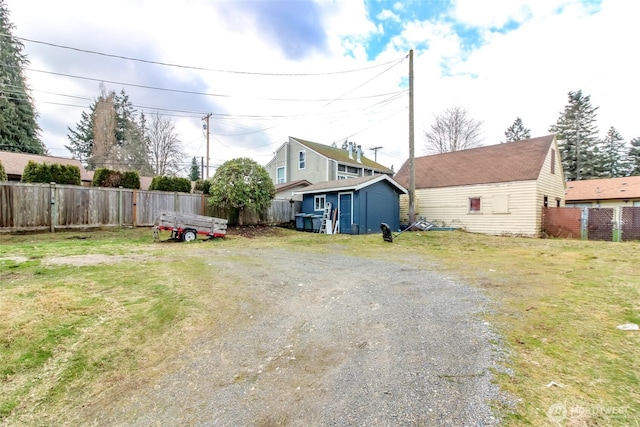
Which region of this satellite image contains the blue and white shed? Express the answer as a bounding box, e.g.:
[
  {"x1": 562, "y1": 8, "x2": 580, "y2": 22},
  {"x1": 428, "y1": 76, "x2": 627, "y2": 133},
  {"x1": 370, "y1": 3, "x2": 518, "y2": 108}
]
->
[{"x1": 296, "y1": 175, "x2": 407, "y2": 234}]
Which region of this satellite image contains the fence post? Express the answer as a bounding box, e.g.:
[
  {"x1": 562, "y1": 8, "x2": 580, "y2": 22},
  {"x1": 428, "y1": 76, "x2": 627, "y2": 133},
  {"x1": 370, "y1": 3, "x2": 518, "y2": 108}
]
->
[
  {"x1": 118, "y1": 186, "x2": 124, "y2": 228},
  {"x1": 50, "y1": 182, "x2": 56, "y2": 233},
  {"x1": 614, "y1": 206, "x2": 621, "y2": 242},
  {"x1": 580, "y1": 208, "x2": 588, "y2": 240},
  {"x1": 132, "y1": 189, "x2": 137, "y2": 227},
  {"x1": 174, "y1": 192, "x2": 179, "y2": 212},
  {"x1": 201, "y1": 193, "x2": 206, "y2": 216}
]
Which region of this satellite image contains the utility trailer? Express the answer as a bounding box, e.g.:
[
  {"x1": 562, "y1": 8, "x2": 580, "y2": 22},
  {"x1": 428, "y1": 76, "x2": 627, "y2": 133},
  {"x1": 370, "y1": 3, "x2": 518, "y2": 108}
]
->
[{"x1": 154, "y1": 210, "x2": 227, "y2": 242}]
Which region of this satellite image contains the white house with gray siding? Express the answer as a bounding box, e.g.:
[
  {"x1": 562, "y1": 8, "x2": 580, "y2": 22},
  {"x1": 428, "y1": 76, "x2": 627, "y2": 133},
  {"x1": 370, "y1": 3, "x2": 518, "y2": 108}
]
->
[
  {"x1": 265, "y1": 137, "x2": 393, "y2": 185},
  {"x1": 394, "y1": 135, "x2": 565, "y2": 237}
]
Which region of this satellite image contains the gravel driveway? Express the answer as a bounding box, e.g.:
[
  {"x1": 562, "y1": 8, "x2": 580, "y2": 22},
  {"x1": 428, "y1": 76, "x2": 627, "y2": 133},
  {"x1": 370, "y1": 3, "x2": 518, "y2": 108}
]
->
[{"x1": 90, "y1": 247, "x2": 507, "y2": 426}]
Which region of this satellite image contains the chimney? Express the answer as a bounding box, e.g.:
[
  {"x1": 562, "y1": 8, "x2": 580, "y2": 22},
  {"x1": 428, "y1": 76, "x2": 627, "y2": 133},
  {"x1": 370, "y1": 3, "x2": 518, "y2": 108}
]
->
[
  {"x1": 356, "y1": 145, "x2": 362, "y2": 163},
  {"x1": 347, "y1": 141, "x2": 353, "y2": 159}
]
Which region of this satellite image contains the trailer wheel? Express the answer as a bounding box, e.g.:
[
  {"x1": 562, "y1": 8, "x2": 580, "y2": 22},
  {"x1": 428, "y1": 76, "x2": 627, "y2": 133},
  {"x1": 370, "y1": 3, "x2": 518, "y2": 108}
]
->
[{"x1": 182, "y1": 229, "x2": 197, "y2": 242}]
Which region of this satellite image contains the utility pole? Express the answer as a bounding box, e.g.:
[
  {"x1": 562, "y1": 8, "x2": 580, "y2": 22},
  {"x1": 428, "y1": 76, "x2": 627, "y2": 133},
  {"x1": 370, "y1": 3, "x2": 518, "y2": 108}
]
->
[
  {"x1": 202, "y1": 113, "x2": 212, "y2": 178},
  {"x1": 408, "y1": 49, "x2": 416, "y2": 225},
  {"x1": 369, "y1": 146, "x2": 383, "y2": 162},
  {"x1": 200, "y1": 156, "x2": 204, "y2": 180}
]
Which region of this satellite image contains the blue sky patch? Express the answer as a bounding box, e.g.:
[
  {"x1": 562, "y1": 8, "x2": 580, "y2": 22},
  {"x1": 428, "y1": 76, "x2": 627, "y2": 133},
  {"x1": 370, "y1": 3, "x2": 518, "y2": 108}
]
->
[{"x1": 364, "y1": 0, "x2": 452, "y2": 60}]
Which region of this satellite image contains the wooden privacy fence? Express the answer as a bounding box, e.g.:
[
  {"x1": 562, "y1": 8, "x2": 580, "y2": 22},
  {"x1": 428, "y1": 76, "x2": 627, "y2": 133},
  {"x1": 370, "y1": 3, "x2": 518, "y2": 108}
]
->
[
  {"x1": 542, "y1": 206, "x2": 640, "y2": 241},
  {"x1": 0, "y1": 182, "x2": 299, "y2": 233}
]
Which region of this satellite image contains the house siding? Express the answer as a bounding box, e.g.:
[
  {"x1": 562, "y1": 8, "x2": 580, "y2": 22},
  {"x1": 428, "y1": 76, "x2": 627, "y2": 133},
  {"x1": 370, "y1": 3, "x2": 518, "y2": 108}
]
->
[
  {"x1": 399, "y1": 138, "x2": 566, "y2": 237},
  {"x1": 301, "y1": 179, "x2": 402, "y2": 234},
  {"x1": 265, "y1": 144, "x2": 288, "y2": 183},
  {"x1": 351, "y1": 180, "x2": 401, "y2": 234},
  {"x1": 401, "y1": 180, "x2": 541, "y2": 236},
  {"x1": 535, "y1": 140, "x2": 566, "y2": 229}
]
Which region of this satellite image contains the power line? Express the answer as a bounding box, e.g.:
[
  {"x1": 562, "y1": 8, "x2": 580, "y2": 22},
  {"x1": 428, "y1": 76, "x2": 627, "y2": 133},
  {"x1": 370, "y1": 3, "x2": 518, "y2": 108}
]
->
[
  {"x1": 13, "y1": 34, "x2": 405, "y2": 77},
  {"x1": 23, "y1": 67, "x2": 407, "y2": 103}
]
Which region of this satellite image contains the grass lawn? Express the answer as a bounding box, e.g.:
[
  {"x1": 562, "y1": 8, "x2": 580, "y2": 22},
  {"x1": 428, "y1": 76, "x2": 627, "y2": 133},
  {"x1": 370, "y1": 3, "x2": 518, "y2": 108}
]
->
[{"x1": 0, "y1": 227, "x2": 638, "y2": 426}]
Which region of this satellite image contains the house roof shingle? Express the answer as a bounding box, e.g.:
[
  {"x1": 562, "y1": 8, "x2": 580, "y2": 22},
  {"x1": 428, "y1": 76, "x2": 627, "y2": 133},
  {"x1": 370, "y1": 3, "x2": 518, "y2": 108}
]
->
[
  {"x1": 565, "y1": 176, "x2": 640, "y2": 201},
  {"x1": 291, "y1": 137, "x2": 394, "y2": 174},
  {"x1": 0, "y1": 151, "x2": 92, "y2": 182},
  {"x1": 394, "y1": 135, "x2": 556, "y2": 189},
  {"x1": 296, "y1": 174, "x2": 407, "y2": 194}
]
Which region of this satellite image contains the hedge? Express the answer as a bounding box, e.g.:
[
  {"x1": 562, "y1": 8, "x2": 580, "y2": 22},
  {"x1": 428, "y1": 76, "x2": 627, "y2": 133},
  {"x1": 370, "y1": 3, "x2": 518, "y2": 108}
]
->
[
  {"x1": 92, "y1": 168, "x2": 140, "y2": 189},
  {"x1": 0, "y1": 160, "x2": 6, "y2": 181},
  {"x1": 21, "y1": 161, "x2": 81, "y2": 185},
  {"x1": 149, "y1": 176, "x2": 191, "y2": 193}
]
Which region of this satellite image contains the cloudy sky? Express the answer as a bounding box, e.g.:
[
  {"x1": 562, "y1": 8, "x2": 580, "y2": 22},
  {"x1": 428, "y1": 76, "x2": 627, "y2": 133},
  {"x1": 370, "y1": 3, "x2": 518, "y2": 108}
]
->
[{"x1": 5, "y1": 0, "x2": 638, "y2": 176}]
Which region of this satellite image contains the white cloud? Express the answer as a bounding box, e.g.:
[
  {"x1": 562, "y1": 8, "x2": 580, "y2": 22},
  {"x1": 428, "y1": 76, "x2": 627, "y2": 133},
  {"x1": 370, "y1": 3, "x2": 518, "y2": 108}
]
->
[
  {"x1": 377, "y1": 9, "x2": 401, "y2": 23},
  {"x1": 4, "y1": 0, "x2": 640, "y2": 175}
]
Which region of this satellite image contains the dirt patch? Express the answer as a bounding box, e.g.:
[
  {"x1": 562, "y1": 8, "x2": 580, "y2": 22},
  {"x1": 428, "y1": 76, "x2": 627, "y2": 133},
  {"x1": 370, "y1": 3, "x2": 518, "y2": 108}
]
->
[
  {"x1": 43, "y1": 254, "x2": 152, "y2": 267},
  {"x1": 0, "y1": 256, "x2": 29, "y2": 263},
  {"x1": 226, "y1": 225, "x2": 290, "y2": 238}
]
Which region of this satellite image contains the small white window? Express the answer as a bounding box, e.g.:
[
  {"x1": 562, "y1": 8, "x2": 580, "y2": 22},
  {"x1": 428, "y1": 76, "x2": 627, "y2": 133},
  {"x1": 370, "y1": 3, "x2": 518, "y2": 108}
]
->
[
  {"x1": 314, "y1": 195, "x2": 326, "y2": 211},
  {"x1": 276, "y1": 167, "x2": 285, "y2": 184},
  {"x1": 299, "y1": 151, "x2": 306, "y2": 169}
]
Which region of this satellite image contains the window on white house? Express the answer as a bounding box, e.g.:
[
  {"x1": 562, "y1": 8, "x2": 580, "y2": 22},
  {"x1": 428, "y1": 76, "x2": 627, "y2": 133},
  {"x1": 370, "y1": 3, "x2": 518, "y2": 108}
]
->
[
  {"x1": 299, "y1": 151, "x2": 306, "y2": 169},
  {"x1": 469, "y1": 197, "x2": 481, "y2": 213},
  {"x1": 314, "y1": 195, "x2": 326, "y2": 211},
  {"x1": 276, "y1": 167, "x2": 285, "y2": 184}
]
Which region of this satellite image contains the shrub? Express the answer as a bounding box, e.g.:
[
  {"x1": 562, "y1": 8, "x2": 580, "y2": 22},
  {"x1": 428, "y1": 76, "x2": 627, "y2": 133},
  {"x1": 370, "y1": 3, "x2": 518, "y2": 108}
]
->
[
  {"x1": 194, "y1": 179, "x2": 211, "y2": 194},
  {"x1": 21, "y1": 161, "x2": 81, "y2": 185},
  {"x1": 0, "y1": 160, "x2": 7, "y2": 181},
  {"x1": 149, "y1": 176, "x2": 191, "y2": 193},
  {"x1": 92, "y1": 168, "x2": 140, "y2": 189},
  {"x1": 121, "y1": 171, "x2": 141, "y2": 189}
]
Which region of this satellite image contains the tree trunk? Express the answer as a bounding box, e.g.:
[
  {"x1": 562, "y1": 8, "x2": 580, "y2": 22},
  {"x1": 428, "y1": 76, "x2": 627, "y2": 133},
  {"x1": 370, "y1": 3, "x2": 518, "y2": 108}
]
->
[{"x1": 238, "y1": 206, "x2": 244, "y2": 226}]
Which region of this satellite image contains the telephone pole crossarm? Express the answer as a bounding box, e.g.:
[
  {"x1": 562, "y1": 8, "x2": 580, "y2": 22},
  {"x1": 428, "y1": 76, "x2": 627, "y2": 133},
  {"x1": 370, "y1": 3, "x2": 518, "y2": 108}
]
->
[{"x1": 369, "y1": 146, "x2": 383, "y2": 162}]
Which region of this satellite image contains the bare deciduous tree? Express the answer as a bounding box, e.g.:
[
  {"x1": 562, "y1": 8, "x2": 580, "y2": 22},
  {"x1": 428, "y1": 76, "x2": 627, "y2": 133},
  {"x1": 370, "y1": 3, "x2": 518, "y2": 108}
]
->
[
  {"x1": 424, "y1": 106, "x2": 484, "y2": 154},
  {"x1": 147, "y1": 112, "x2": 184, "y2": 176}
]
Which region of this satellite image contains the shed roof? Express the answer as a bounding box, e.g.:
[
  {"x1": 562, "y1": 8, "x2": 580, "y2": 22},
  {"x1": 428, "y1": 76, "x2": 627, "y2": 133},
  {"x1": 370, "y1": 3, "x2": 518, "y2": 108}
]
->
[
  {"x1": 394, "y1": 135, "x2": 556, "y2": 189},
  {"x1": 275, "y1": 179, "x2": 312, "y2": 193},
  {"x1": 291, "y1": 137, "x2": 394, "y2": 174},
  {"x1": 565, "y1": 176, "x2": 640, "y2": 201},
  {"x1": 296, "y1": 174, "x2": 407, "y2": 195},
  {"x1": 0, "y1": 150, "x2": 92, "y2": 182}
]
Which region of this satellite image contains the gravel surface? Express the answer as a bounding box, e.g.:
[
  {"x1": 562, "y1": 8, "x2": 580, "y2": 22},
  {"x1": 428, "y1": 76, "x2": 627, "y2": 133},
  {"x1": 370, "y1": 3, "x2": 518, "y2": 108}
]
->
[{"x1": 88, "y1": 247, "x2": 508, "y2": 426}]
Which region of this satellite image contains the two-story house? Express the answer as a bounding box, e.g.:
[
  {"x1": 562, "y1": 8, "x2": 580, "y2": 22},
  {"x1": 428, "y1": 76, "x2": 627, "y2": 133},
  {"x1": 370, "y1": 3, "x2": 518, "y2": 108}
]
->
[{"x1": 265, "y1": 137, "x2": 393, "y2": 185}]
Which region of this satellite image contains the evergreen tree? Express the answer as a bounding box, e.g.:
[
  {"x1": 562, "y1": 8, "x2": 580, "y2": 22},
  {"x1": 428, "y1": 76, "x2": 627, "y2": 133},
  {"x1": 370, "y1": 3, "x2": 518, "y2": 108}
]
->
[
  {"x1": 66, "y1": 85, "x2": 151, "y2": 173},
  {"x1": 66, "y1": 105, "x2": 96, "y2": 169},
  {"x1": 189, "y1": 157, "x2": 201, "y2": 181},
  {"x1": 549, "y1": 90, "x2": 600, "y2": 181},
  {"x1": 0, "y1": 159, "x2": 7, "y2": 181},
  {"x1": 628, "y1": 137, "x2": 640, "y2": 176},
  {"x1": 596, "y1": 127, "x2": 629, "y2": 178},
  {"x1": 0, "y1": 0, "x2": 44, "y2": 154},
  {"x1": 504, "y1": 117, "x2": 531, "y2": 142}
]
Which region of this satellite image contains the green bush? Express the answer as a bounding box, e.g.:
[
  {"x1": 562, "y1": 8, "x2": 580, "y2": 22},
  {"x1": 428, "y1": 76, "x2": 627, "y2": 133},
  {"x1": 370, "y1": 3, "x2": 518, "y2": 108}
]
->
[
  {"x1": 121, "y1": 171, "x2": 141, "y2": 189},
  {"x1": 194, "y1": 179, "x2": 211, "y2": 194},
  {"x1": 92, "y1": 168, "x2": 140, "y2": 189},
  {"x1": 21, "y1": 161, "x2": 81, "y2": 185},
  {"x1": 149, "y1": 176, "x2": 191, "y2": 193},
  {"x1": 0, "y1": 160, "x2": 7, "y2": 181}
]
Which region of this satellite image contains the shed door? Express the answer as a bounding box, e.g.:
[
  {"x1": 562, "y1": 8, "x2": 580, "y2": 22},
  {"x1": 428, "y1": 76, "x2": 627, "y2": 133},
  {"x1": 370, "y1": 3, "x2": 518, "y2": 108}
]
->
[{"x1": 338, "y1": 192, "x2": 352, "y2": 234}]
